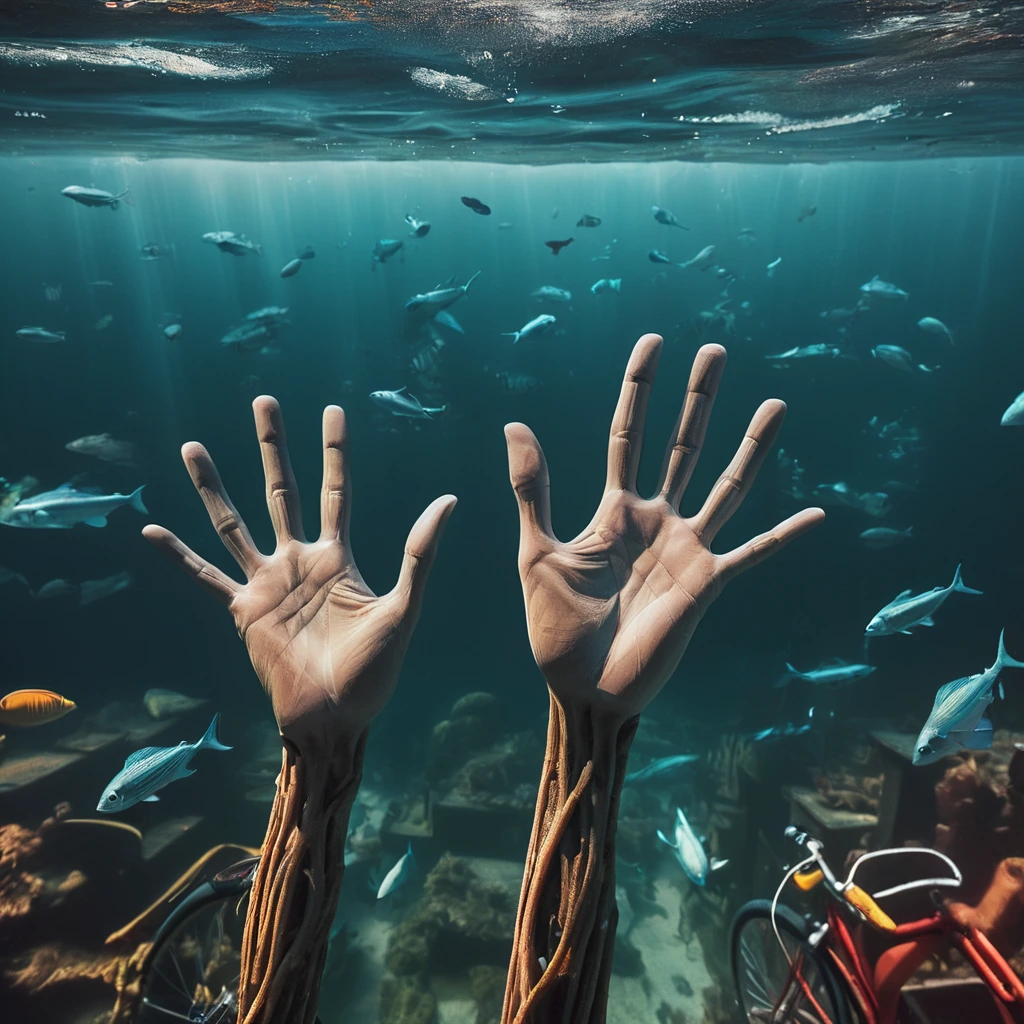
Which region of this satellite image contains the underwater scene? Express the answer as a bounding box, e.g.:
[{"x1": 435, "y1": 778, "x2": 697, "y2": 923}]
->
[{"x1": 1, "y1": 4, "x2": 1024, "y2": 1024}]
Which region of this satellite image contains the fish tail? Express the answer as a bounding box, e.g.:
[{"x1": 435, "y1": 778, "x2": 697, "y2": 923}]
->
[
  {"x1": 198, "y1": 713, "x2": 232, "y2": 752},
  {"x1": 254, "y1": 244, "x2": 263, "y2": 257},
  {"x1": 998, "y1": 630, "x2": 1024, "y2": 670},
  {"x1": 778, "y1": 663, "x2": 804, "y2": 685},
  {"x1": 501, "y1": 332, "x2": 520, "y2": 343},
  {"x1": 952, "y1": 563, "x2": 983, "y2": 595},
  {"x1": 128, "y1": 485, "x2": 148, "y2": 514}
]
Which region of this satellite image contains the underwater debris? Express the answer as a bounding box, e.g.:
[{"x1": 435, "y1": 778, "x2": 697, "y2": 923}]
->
[
  {"x1": 142, "y1": 687, "x2": 208, "y2": 720},
  {"x1": 380, "y1": 974, "x2": 436, "y2": 1024}
]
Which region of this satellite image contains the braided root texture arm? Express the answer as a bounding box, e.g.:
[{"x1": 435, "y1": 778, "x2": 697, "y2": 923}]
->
[
  {"x1": 502, "y1": 694, "x2": 638, "y2": 1024},
  {"x1": 238, "y1": 728, "x2": 367, "y2": 1024}
]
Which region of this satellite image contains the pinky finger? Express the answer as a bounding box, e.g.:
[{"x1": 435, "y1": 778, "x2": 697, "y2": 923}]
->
[
  {"x1": 142, "y1": 524, "x2": 241, "y2": 606},
  {"x1": 715, "y1": 507, "x2": 825, "y2": 583}
]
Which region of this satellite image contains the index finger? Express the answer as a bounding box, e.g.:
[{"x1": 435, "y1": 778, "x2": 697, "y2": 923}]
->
[{"x1": 605, "y1": 334, "x2": 663, "y2": 494}]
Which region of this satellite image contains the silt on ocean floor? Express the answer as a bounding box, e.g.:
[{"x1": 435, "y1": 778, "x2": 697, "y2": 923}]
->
[{"x1": 1, "y1": 3, "x2": 1024, "y2": 1024}]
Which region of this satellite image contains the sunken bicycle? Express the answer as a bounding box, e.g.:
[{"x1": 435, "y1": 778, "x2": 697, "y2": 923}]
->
[{"x1": 731, "y1": 826, "x2": 1024, "y2": 1024}]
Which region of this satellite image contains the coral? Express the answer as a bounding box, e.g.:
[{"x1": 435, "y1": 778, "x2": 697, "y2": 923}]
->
[
  {"x1": 469, "y1": 964, "x2": 507, "y2": 1024},
  {"x1": 0, "y1": 803, "x2": 74, "y2": 925},
  {"x1": 656, "y1": 1000, "x2": 690, "y2": 1024},
  {"x1": 426, "y1": 692, "x2": 509, "y2": 787},
  {"x1": 813, "y1": 770, "x2": 882, "y2": 815},
  {"x1": 450, "y1": 692, "x2": 500, "y2": 726},
  {"x1": 380, "y1": 974, "x2": 437, "y2": 1024},
  {"x1": 700, "y1": 984, "x2": 735, "y2": 1024},
  {"x1": 707, "y1": 733, "x2": 753, "y2": 802},
  {"x1": 385, "y1": 854, "x2": 515, "y2": 977}
]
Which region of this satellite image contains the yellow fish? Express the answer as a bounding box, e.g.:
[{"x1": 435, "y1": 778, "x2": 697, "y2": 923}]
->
[{"x1": 0, "y1": 689, "x2": 77, "y2": 726}]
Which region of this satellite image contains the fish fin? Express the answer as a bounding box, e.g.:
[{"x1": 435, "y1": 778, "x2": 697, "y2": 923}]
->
[
  {"x1": 998, "y1": 629, "x2": 1024, "y2": 670},
  {"x1": 179, "y1": 768, "x2": 197, "y2": 778},
  {"x1": 142, "y1": 795, "x2": 160, "y2": 802},
  {"x1": 125, "y1": 746, "x2": 163, "y2": 767},
  {"x1": 83, "y1": 516, "x2": 108, "y2": 527},
  {"x1": 464, "y1": 271, "x2": 482, "y2": 290},
  {"x1": 894, "y1": 588, "x2": 913, "y2": 600},
  {"x1": 128, "y1": 485, "x2": 148, "y2": 514},
  {"x1": 963, "y1": 718, "x2": 994, "y2": 750},
  {"x1": 433, "y1": 310, "x2": 464, "y2": 334},
  {"x1": 999, "y1": 681, "x2": 1005, "y2": 701},
  {"x1": 919, "y1": 616, "x2": 935, "y2": 627},
  {"x1": 656, "y1": 829, "x2": 677, "y2": 849},
  {"x1": 952, "y1": 563, "x2": 983, "y2": 595},
  {"x1": 395, "y1": 386, "x2": 407, "y2": 394},
  {"x1": 254, "y1": 244, "x2": 263, "y2": 257},
  {"x1": 710, "y1": 858, "x2": 729, "y2": 872},
  {"x1": 197, "y1": 713, "x2": 232, "y2": 752},
  {"x1": 900, "y1": 629, "x2": 914, "y2": 635}
]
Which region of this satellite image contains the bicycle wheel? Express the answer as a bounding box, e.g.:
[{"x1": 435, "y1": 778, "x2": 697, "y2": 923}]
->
[
  {"x1": 137, "y1": 892, "x2": 247, "y2": 1023},
  {"x1": 730, "y1": 899, "x2": 857, "y2": 1024}
]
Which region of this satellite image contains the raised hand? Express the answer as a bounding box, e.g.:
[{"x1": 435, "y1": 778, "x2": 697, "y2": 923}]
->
[
  {"x1": 143, "y1": 397, "x2": 456, "y2": 739},
  {"x1": 505, "y1": 334, "x2": 823, "y2": 720}
]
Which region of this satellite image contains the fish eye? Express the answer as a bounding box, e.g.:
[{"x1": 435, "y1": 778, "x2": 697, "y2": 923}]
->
[
  {"x1": 107, "y1": 793, "x2": 118, "y2": 802},
  {"x1": 917, "y1": 746, "x2": 930, "y2": 755}
]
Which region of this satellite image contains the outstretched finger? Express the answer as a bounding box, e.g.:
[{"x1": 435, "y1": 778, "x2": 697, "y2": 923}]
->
[
  {"x1": 181, "y1": 441, "x2": 264, "y2": 578},
  {"x1": 253, "y1": 396, "x2": 305, "y2": 545},
  {"x1": 391, "y1": 495, "x2": 458, "y2": 621},
  {"x1": 688, "y1": 399, "x2": 787, "y2": 544},
  {"x1": 142, "y1": 524, "x2": 240, "y2": 606},
  {"x1": 605, "y1": 334, "x2": 663, "y2": 494},
  {"x1": 716, "y1": 507, "x2": 825, "y2": 582},
  {"x1": 505, "y1": 422, "x2": 556, "y2": 547},
  {"x1": 656, "y1": 344, "x2": 727, "y2": 509},
  {"x1": 320, "y1": 405, "x2": 350, "y2": 542}
]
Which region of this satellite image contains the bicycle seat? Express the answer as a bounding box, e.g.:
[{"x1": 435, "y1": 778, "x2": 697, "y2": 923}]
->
[{"x1": 845, "y1": 847, "x2": 962, "y2": 925}]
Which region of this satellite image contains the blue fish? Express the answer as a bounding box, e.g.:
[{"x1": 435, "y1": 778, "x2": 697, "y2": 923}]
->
[
  {"x1": 625, "y1": 754, "x2": 700, "y2": 784},
  {"x1": 97, "y1": 714, "x2": 232, "y2": 812}
]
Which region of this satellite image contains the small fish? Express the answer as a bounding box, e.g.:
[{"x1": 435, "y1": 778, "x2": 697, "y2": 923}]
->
[
  {"x1": 143, "y1": 688, "x2": 209, "y2": 721},
  {"x1": 246, "y1": 306, "x2": 289, "y2": 322},
  {"x1": 860, "y1": 275, "x2": 909, "y2": 300},
  {"x1": 648, "y1": 250, "x2": 673, "y2": 264},
  {"x1": 749, "y1": 721, "x2": 813, "y2": 742},
  {"x1": 777, "y1": 660, "x2": 876, "y2": 689},
  {"x1": 531, "y1": 286, "x2": 572, "y2": 303},
  {"x1": 679, "y1": 245, "x2": 716, "y2": 271},
  {"x1": 140, "y1": 242, "x2": 173, "y2": 261},
  {"x1": 545, "y1": 238, "x2": 574, "y2": 256},
  {"x1": 239, "y1": 374, "x2": 261, "y2": 389},
  {"x1": 766, "y1": 256, "x2": 782, "y2": 278},
  {"x1": 372, "y1": 238, "x2": 404, "y2": 265},
  {"x1": 97, "y1": 714, "x2": 232, "y2": 813},
  {"x1": 94, "y1": 314, "x2": 114, "y2": 332},
  {"x1": 865, "y1": 563, "x2": 982, "y2": 637},
  {"x1": 657, "y1": 808, "x2": 727, "y2": 886},
  {"x1": 404, "y1": 215, "x2": 431, "y2": 238},
  {"x1": 297, "y1": 245, "x2": 316, "y2": 260},
  {"x1": 503, "y1": 314, "x2": 556, "y2": 345},
  {"x1": 811, "y1": 482, "x2": 890, "y2": 517},
  {"x1": 917, "y1": 317, "x2": 954, "y2": 344},
  {"x1": 405, "y1": 272, "x2": 480, "y2": 313},
  {"x1": 62, "y1": 185, "x2": 130, "y2": 209},
  {"x1": 3, "y1": 482, "x2": 147, "y2": 530},
  {"x1": 625, "y1": 754, "x2": 700, "y2": 784},
  {"x1": 651, "y1": 206, "x2": 688, "y2": 229},
  {"x1": 87, "y1": 280, "x2": 114, "y2": 289},
  {"x1": 80, "y1": 570, "x2": 133, "y2": 606},
  {"x1": 65, "y1": 433, "x2": 137, "y2": 465},
  {"x1": 766, "y1": 344, "x2": 839, "y2": 363},
  {"x1": 913, "y1": 631, "x2": 1024, "y2": 766},
  {"x1": 163, "y1": 323, "x2": 183, "y2": 341},
  {"x1": 16, "y1": 326, "x2": 65, "y2": 343},
  {"x1": 737, "y1": 228, "x2": 758, "y2": 243},
  {"x1": 370, "y1": 388, "x2": 446, "y2": 419},
  {"x1": 498, "y1": 222, "x2": 514, "y2": 230},
  {"x1": 32, "y1": 579, "x2": 78, "y2": 600},
  {"x1": 377, "y1": 841, "x2": 416, "y2": 898},
  {"x1": 860, "y1": 526, "x2": 913, "y2": 550},
  {"x1": 202, "y1": 231, "x2": 262, "y2": 256},
  {"x1": 43, "y1": 283, "x2": 62, "y2": 302},
  {"x1": 576, "y1": 214, "x2": 601, "y2": 228},
  {"x1": 590, "y1": 278, "x2": 621, "y2": 295},
  {"x1": 0, "y1": 567, "x2": 28, "y2": 589},
  {"x1": 496, "y1": 371, "x2": 539, "y2": 394},
  {"x1": 461, "y1": 196, "x2": 491, "y2": 216},
  {"x1": 280, "y1": 258, "x2": 303, "y2": 278},
  {"x1": 797, "y1": 204, "x2": 817, "y2": 222},
  {"x1": 1001, "y1": 391, "x2": 1024, "y2": 427},
  {"x1": 0, "y1": 689, "x2": 76, "y2": 727},
  {"x1": 820, "y1": 305, "x2": 867, "y2": 325},
  {"x1": 872, "y1": 345, "x2": 916, "y2": 372}
]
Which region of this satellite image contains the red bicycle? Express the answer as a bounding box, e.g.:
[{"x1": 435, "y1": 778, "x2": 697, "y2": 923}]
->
[{"x1": 730, "y1": 826, "x2": 1024, "y2": 1023}]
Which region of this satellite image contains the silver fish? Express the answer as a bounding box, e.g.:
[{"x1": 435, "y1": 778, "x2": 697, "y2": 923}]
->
[
  {"x1": 3, "y1": 483, "x2": 147, "y2": 530},
  {"x1": 1000, "y1": 391, "x2": 1024, "y2": 427},
  {"x1": 370, "y1": 388, "x2": 446, "y2": 419},
  {"x1": 865, "y1": 563, "x2": 982, "y2": 636},
  {"x1": 377, "y1": 841, "x2": 416, "y2": 898},
  {"x1": 404, "y1": 215, "x2": 431, "y2": 238},
  {"x1": 531, "y1": 286, "x2": 572, "y2": 303},
  {"x1": 872, "y1": 345, "x2": 916, "y2": 372},
  {"x1": 913, "y1": 631, "x2": 1024, "y2": 766},
  {"x1": 766, "y1": 256, "x2": 782, "y2": 278},
  {"x1": 811, "y1": 482, "x2": 890, "y2": 518},
  {"x1": 678, "y1": 245, "x2": 716, "y2": 271},
  {"x1": 651, "y1": 206, "x2": 688, "y2": 229},
  {"x1": 280, "y1": 258, "x2": 303, "y2": 278},
  {"x1": 32, "y1": 579, "x2": 78, "y2": 600},
  {"x1": 17, "y1": 326, "x2": 65, "y2": 343},
  {"x1": 65, "y1": 433, "x2": 137, "y2": 466},
  {"x1": 373, "y1": 238, "x2": 404, "y2": 265},
  {"x1": 62, "y1": 185, "x2": 130, "y2": 209},
  {"x1": 80, "y1": 570, "x2": 133, "y2": 606},
  {"x1": 164, "y1": 324, "x2": 183, "y2": 341},
  {"x1": 202, "y1": 231, "x2": 262, "y2": 256},
  {"x1": 143, "y1": 688, "x2": 209, "y2": 720},
  {"x1": 503, "y1": 314, "x2": 555, "y2": 345},
  {"x1": 405, "y1": 271, "x2": 481, "y2": 313},
  {"x1": 766, "y1": 344, "x2": 839, "y2": 363},
  {"x1": 97, "y1": 714, "x2": 232, "y2": 813},
  {"x1": 496, "y1": 371, "x2": 539, "y2": 394},
  {"x1": 657, "y1": 807, "x2": 727, "y2": 886},
  {"x1": 860, "y1": 275, "x2": 908, "y2": 300},
  {"x1": 917, "y1": 317, "x2": 954, "y2": 344},
  {"x1": 625, "y1": 754, "x2": 699, "y2": 784},
  {"x1": 777, "y1": 659, "x2": 876, "y2": 689},
  {"x1": 590, "y1": 278, "x2": 621, "y2": 295},
  {"x1": 860, "y1": 526, "x2": 913, "y2": 550}
]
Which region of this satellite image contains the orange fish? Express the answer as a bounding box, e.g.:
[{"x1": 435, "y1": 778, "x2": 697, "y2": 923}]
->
[{"x1": 0, "y1": 689, "x2": 77, "y2": 726}]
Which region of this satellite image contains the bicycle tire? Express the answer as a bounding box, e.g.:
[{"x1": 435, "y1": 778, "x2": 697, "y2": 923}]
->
[{"x1": 730, "y1": 898, "x2": 860, "y2": 1024}]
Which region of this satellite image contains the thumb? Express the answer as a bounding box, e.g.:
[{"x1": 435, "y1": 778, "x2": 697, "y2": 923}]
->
[{"x1": 391, "y1": 494, "x2": 458, "y2": 621}]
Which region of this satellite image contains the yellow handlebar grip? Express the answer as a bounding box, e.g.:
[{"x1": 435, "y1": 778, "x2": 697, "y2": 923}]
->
[
  {"x1": 845, "y1": 884, "x2": 897, "y2": 931},
  {"x1": 793, "y1": 867, "x2": 824, "y2": 892}
]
